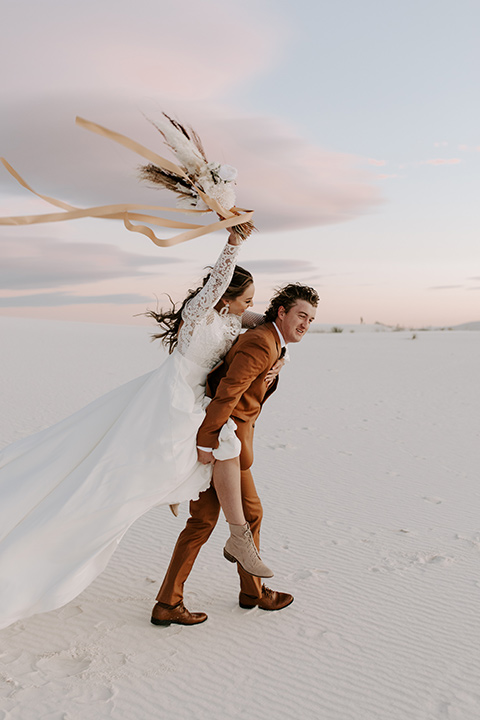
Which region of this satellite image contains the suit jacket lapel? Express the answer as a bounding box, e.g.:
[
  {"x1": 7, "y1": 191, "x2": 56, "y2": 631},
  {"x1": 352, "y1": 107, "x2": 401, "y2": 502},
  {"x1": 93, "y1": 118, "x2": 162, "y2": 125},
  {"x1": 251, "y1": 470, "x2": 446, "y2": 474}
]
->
[{"x1": 262, "y1": 322, "x2": 282, "y2": 358}]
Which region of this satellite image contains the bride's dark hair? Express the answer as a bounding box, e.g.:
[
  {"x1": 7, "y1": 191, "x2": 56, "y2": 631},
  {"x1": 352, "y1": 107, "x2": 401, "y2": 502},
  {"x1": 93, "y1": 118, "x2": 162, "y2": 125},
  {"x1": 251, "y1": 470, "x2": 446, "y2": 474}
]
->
[{"x1": 146, "y1": 265, "x2": 253, "y2": 354}]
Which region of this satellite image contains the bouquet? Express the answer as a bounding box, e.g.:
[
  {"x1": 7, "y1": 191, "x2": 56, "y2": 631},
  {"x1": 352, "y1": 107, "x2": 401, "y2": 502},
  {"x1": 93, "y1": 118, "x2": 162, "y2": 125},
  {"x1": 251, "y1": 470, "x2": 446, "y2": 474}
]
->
[{"x1": 140, "y1": 114, "x2": 254, "y2": 240}]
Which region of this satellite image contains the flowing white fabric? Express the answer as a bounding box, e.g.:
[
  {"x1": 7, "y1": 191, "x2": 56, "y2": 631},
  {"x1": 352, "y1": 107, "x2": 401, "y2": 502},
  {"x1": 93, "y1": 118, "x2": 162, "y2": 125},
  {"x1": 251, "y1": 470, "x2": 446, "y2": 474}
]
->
[{"x1": 0, "y1": 241, "x2": 243, "y2": 629}]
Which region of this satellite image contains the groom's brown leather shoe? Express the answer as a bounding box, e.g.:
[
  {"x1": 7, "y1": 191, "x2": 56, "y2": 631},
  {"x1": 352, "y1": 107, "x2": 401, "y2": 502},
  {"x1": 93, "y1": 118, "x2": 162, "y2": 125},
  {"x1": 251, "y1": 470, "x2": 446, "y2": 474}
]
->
[
  {"x1": 239, "y1": 584, "x2": 294, "y2": 611},
  {"x1": 151, "y1": 601, "x2": 207, "y2": 626}
]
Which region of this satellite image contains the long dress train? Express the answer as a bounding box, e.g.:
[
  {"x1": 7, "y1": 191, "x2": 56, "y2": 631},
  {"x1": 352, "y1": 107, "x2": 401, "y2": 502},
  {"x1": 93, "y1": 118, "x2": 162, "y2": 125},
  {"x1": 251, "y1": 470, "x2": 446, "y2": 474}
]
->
[{"x1": 0, "y1": 240, "x2": 243, "y2": 629}]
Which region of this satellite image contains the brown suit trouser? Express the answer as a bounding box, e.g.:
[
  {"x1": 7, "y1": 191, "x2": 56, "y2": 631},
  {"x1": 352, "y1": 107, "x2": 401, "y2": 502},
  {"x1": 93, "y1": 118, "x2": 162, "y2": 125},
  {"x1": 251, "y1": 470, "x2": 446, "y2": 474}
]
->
[{"x1": 156, "y1": 418, "x2": 263, "y2": 606}]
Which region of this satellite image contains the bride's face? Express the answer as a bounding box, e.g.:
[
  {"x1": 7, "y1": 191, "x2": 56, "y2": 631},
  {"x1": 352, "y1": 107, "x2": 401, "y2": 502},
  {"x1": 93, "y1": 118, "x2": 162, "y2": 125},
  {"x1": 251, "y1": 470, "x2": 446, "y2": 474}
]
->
[{"x1": 228, "y1": 283, "x2": 255, "y2": 315}]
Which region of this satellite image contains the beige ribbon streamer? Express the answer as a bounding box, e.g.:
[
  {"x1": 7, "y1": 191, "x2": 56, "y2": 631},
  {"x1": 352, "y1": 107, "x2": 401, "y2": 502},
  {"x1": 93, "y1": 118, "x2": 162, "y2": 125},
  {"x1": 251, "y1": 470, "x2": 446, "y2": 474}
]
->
[{"x1": 0, "y1": 118, "x2": 254, "y2": 247}]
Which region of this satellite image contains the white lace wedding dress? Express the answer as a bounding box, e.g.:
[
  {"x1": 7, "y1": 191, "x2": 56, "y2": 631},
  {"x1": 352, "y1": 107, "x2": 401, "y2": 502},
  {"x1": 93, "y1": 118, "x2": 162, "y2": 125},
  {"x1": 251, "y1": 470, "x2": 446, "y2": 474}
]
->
[{"x1": 0, "y1": 240, "x2": 246, "y2": 629}]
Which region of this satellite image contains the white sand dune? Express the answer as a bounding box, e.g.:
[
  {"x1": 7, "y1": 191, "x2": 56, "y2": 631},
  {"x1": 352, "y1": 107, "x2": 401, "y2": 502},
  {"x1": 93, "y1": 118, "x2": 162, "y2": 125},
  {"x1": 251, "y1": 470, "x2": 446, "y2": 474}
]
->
[
  {"x1": 451, "y1": 321, "x2": 480, "y2": 331},
  {"x1": 0, "y1": 317, "x2": 479, "y2": 720}
]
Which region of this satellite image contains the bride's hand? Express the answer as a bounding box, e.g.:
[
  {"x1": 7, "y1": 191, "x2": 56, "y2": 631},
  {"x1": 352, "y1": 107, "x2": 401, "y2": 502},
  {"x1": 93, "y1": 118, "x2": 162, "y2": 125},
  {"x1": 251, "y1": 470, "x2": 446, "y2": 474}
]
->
[
  {"x1": 227, "y1": 229, "x2": 243, "y2": 246},
  {"x1": 197, "y1": 448, "x2": 216, "y2": 465},
  {"x1": 265, "y1": 357, "x2": 285, "y2": 387}
]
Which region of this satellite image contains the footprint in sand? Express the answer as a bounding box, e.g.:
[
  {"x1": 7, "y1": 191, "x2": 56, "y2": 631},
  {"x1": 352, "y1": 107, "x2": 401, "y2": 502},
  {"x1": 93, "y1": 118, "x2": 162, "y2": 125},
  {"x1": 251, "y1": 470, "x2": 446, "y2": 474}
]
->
[
  {"x1": 0, "y1": 674, "x2": 19, "y2": 698},
  {"x1": 455, "y1": 532, "x2": 480, "y2": 550},
  {"x1": 267, "y1": 442, "x2": 296, "y2": 451},
  {"x1": 57, "y1": 604, "x2": 83, "y2": 620},
  {"x1": 35, "y1": 653, "x2": 92, "y2": 678},
  {"x1": 297, "y1": 625, "x2": 326, "y2": 640},
  {"x1": 427, "y1": 691, "x2": 480, "y2": 720},
  {"x1": 370, "y1": 551, "x2": 454, "y2": 573},
  {"x1": 288, "y1": 569, "x2": 329, "y2": 583},
  {"x1": 423, "y1": 496, "x2": 444, "y2": 505}
]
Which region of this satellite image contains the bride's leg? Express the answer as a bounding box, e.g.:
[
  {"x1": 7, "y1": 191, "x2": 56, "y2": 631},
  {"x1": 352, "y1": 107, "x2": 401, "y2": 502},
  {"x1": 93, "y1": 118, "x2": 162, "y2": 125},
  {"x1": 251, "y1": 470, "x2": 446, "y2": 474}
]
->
[
  {"x1": 169, "y1": 457, "x2": 242, "y2": 521},
  {"x1": 212, "y1": 457, "x2": 245, "y2": 524},
  {"x1": 213, "y1": 458, "x2": 273, "y2": 578}
]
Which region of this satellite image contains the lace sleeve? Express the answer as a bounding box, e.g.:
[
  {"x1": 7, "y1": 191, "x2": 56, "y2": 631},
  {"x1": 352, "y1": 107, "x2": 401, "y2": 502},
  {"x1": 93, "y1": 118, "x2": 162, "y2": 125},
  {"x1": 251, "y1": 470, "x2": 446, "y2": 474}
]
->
[
  {"x1": 241, "y1": 311, "x2": 265, "y2": 329},
  {"x1": 182, "y1": 241, "x2": 242, "y2": 323}
]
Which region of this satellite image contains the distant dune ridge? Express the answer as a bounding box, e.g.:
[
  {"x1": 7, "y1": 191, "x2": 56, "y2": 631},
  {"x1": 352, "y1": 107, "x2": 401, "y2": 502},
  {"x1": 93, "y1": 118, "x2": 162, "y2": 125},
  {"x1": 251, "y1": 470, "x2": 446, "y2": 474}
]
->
[
  {"x1": 450, "y1": 320, "x2": 480, "y2": 331},
  {"x1": 0, "y1": 316, "x2": 479, "y2": 720},
  {"x1": 310, "y1": 320, "x2": 480, "y2": 333}
]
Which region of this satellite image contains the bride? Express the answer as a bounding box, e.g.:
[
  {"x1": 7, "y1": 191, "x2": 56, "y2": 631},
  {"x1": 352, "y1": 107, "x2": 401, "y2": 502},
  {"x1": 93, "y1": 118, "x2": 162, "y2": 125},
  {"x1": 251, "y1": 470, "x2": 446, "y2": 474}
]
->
[{"x1": 0, "y1": 230, "x2": 278, "y2": 630}]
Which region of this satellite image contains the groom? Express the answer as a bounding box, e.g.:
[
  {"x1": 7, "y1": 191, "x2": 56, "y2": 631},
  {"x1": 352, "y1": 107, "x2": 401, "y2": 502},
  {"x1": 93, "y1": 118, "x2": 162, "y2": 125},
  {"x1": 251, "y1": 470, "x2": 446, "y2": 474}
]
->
[{"x1": 151, "y1": 282, "x2": 319, "y2": 625}]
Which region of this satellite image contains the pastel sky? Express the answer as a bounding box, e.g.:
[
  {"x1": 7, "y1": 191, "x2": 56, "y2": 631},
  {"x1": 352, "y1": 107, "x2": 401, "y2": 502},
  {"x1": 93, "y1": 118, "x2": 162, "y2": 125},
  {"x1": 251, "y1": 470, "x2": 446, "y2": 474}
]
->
[{"x1": 0, "y1": 0, "x2": 478, "y2": 327}]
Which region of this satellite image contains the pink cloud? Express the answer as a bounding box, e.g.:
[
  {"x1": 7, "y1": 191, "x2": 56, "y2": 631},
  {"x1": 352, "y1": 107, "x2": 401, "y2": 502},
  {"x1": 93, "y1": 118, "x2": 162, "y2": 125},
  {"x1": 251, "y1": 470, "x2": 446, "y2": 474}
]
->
[
  {"x1": 457, "y1": 144, "x2": 480, "y2": 153},
  {"x1": 2, "y1": 0, "x2": 285, "y2": 102},
  {"x1": 422, "y1": 158, "x2": 461, "y2": 166},
  {"x1": 367, "y1": 159, "x2": 386, "y2": 166},
  {"x1": 210, "y1": 115, "x2": 382, "y2": 229},
  {"x1": 0, "y1": 100, "x2": 382, "y2": 233},
  {"x1": 0, "y1": 236, "x2": 179, "y2": 290}
]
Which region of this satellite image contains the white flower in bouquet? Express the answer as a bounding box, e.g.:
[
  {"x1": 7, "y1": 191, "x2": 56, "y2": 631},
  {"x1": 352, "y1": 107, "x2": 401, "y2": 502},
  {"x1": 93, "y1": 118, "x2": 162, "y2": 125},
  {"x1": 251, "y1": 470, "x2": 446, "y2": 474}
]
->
[
  {"x1": 207, "y1": 162, "x2": 238, "y2": 184},
  {"x1": 198, "y1": 163, "x2": 237, "y2": 213},
  {"x1": 217, "y1": 164, "x2": 237, "y2": 182}
]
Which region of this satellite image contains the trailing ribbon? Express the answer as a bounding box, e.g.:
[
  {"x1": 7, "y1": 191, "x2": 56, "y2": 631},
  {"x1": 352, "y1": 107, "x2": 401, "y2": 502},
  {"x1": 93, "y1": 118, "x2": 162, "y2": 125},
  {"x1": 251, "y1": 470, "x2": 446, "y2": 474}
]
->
[{"x1": 0, "y1": 118, "x2": 254, "y2": 247}]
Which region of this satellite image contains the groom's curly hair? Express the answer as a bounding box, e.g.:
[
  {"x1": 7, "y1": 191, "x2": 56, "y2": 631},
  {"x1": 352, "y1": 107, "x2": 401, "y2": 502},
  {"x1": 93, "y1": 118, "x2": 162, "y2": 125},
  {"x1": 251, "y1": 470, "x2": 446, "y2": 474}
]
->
[{"x1": 264, "y1": 283, "x2": 319, "y2": 323}]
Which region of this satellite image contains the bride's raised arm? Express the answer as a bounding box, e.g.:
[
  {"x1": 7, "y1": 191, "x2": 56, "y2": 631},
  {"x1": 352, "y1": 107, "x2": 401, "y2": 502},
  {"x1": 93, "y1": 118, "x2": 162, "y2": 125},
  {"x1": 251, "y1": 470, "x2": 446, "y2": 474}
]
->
[{"x1": 181, "y1": 231, "x2": 244, "y2": 323}]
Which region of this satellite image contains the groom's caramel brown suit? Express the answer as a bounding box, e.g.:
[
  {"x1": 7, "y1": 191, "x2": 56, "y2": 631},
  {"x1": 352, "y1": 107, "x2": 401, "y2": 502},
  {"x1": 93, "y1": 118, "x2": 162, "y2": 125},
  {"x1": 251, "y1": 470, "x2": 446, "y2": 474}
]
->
[{"x1": 155, "y1": 321, "x2": 282, "y2": 608}]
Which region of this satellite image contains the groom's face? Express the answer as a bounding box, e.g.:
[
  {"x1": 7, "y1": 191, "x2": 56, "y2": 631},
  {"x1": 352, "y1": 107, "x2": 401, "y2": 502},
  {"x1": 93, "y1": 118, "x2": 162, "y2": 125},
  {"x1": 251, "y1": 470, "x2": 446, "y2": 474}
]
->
[{"x1": 276, "y1": 300, "x2": 316, "y2": 344}]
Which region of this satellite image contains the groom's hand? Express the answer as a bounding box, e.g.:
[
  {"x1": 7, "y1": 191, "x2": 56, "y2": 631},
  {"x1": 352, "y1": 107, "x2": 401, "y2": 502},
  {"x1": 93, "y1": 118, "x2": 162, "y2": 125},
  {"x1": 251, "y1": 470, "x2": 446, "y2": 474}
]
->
[
  {"x1": 265, "y1": 357, "x2": 285, "y2": 387},
  {"x1": 197, "y1": 448, "x2": 216, "y2": 464}
]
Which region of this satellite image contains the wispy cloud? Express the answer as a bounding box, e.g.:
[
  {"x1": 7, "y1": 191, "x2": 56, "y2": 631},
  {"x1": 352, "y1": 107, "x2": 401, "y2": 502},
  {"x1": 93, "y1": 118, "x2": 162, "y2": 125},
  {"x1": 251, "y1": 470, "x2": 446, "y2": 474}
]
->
[
  {"x1": 242, "y1": 259, "x2": 317, "y2": 274},
  {"x1": 0, "y1": 292, "x2": 152, "y2": 308},
  {"x1": 367, "y1": 159, "x2": 386, "y2": 166},
  {"x1": 0, "y1": 236, "x2": 180, "y2": 290},
  {"x1": 422, "y1": 158, "x2": 461, "y2": 166},
  {"x1": 428, "y1": 285, "x2": 463, "y2": 290},
  {"x1": 200, "y1": 114, "x2": 382, "y2": 230}
]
